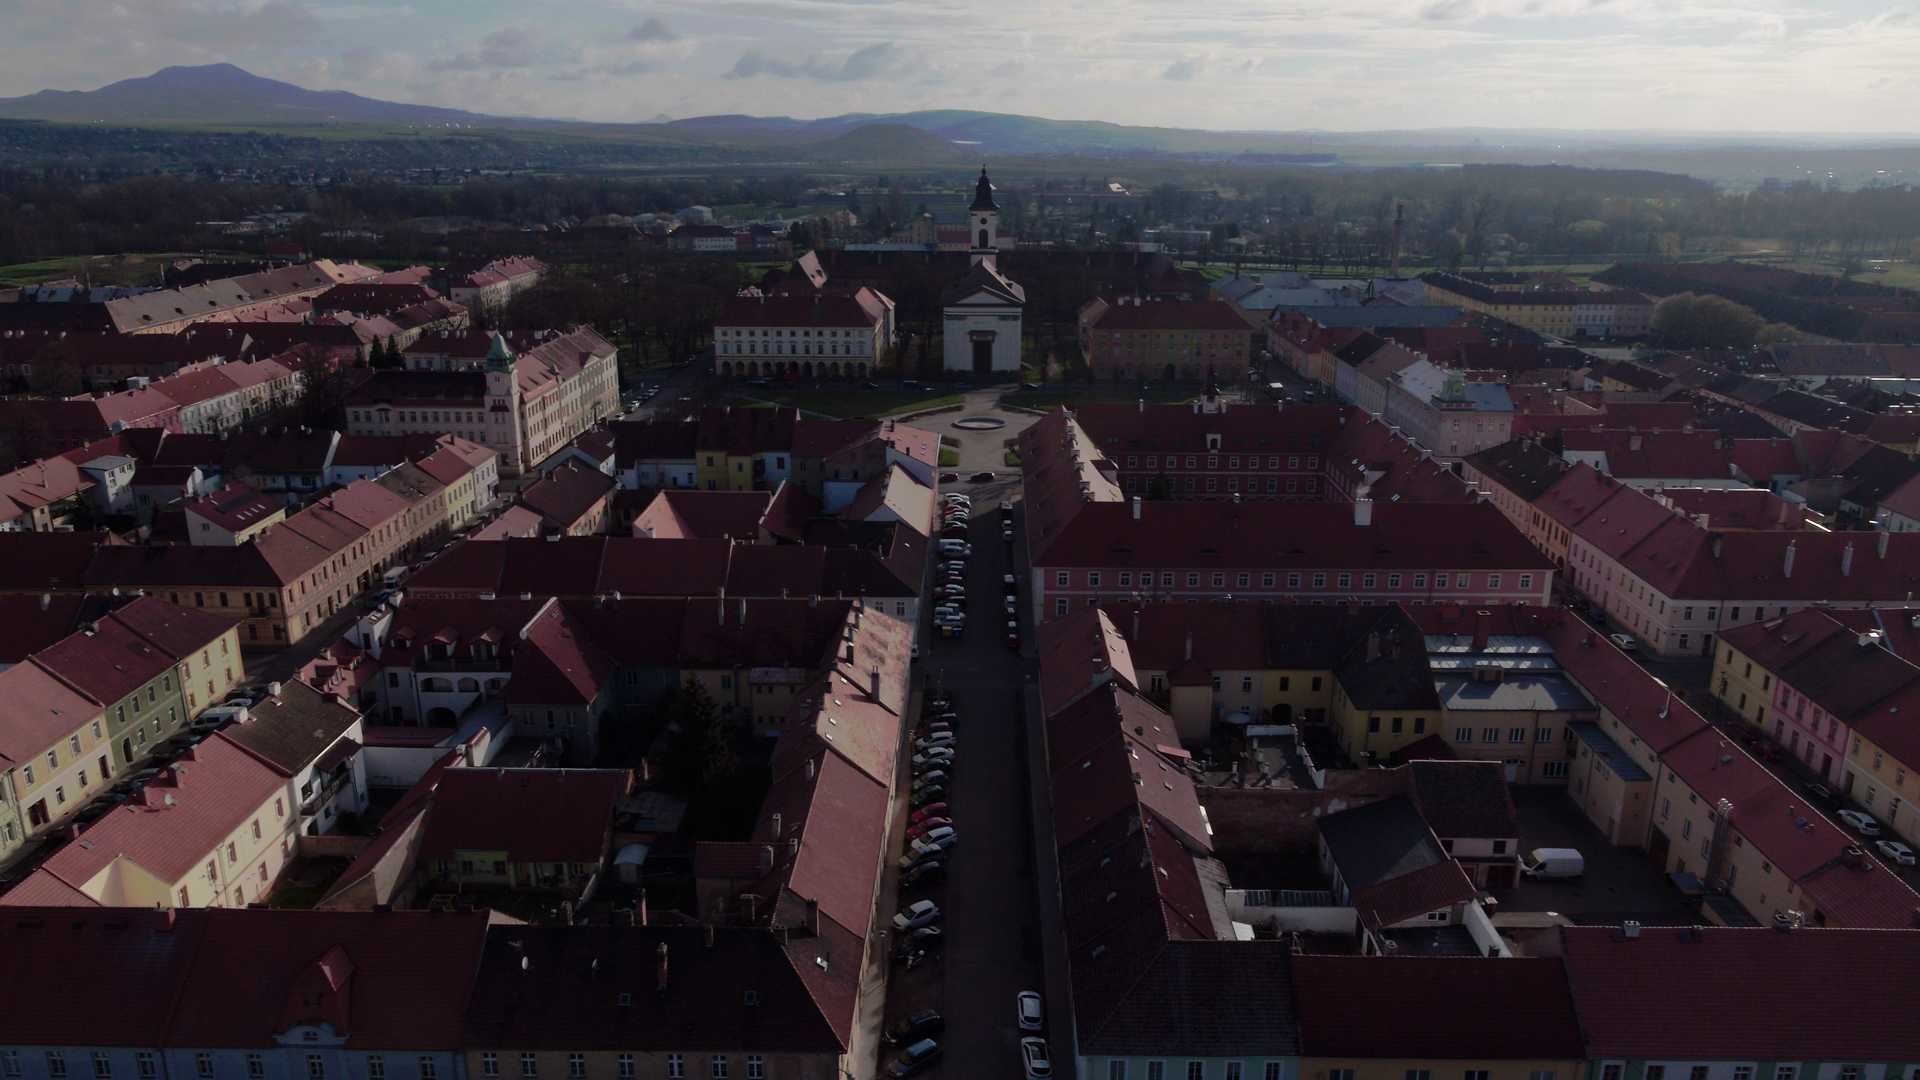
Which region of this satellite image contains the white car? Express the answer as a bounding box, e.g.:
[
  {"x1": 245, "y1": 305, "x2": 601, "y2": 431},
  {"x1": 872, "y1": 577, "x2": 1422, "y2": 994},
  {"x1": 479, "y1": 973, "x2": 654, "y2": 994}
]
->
[
  {"x1": 1876, "y1": 839, "x2": 1916, "y2": 866},
  {"x1": 1016, "y1": 991, "x2": 1044, "y2": 1032},
  {"x1": 1840, "y1": 809, "x2": 1883, "y2": 836},
  {"x1": 1020, "y1": 1036, "x2": 1052, "y2": 1080},
  {"x1": 915, "y1": 734, "x2": 956, "y2": 751},
  {"x1": 892, "y1": 899, "x2": 939, "y2": 931},
  {"x1": 1607, "y1": 633, "x2": 1638, "y2": 652},
  {"x1": 912, "y1": 749, "x2": 955, "y2": 769}
]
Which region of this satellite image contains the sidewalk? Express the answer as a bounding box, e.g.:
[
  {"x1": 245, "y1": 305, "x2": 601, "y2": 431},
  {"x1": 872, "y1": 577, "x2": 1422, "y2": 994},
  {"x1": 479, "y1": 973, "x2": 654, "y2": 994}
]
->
[{"x1": 1023, "y1": 681, "x2": 1078, "y2": 1080}]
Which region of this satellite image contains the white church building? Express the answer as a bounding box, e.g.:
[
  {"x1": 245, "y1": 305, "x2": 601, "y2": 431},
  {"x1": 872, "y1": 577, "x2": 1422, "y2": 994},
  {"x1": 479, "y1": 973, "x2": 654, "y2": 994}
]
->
[{"x1": 942, "y1": 167, "x2": 1026, "y2": 375}]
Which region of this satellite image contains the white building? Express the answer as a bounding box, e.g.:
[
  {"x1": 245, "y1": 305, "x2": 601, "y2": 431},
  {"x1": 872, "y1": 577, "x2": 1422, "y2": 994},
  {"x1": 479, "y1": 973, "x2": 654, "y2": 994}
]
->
[{"x1": 942, "y1": 167, "x2": 1026, "y2": 375}]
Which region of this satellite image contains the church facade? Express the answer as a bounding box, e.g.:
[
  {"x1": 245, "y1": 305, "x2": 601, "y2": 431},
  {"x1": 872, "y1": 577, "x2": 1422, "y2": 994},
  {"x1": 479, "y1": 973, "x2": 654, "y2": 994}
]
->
[{"x1": 941, "y1": 167, "x2": 1026, "y2": 375}]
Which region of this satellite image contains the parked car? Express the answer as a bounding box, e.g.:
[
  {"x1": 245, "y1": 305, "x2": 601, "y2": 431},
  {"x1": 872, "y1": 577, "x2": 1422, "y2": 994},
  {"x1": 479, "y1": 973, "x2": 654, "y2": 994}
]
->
[
  {"x1": 1607, "y1": 633, "x2": 1637, "y2": 651},
  {"x1": 1839, "y1": 809, "x2": 1883, "y2": 836},
  {"x1": 910, "y1": 785, "x2": 946, "y2": 808},
  {"x1": 1806, "y1": 782, "x2": 1837, "y2": 806},
  {"x1": 1519, "y1": 847, "x2": 1585, "y2": 879},
  {"x1": 969, "y1": 471, "x2": 995, "y2": 482},
  {"x1": 1007, "y1": 629, "x2": 1021, "y2": 651},
  {"x1": 915, "y1": 733, "x2": 956, "y2": 750},
  {"x1": 906, "y1": 818, "x2": 953, "y2": 840},
  {"x1": 886, "y1": 1011, "x2": 945, "y2": 1046},
  {"x1": 1004, "y1": 596, "x2": 1018, "y2": 615},
  {"x1": 939, "y1": 472, "x2": 960, "y2": 484},
  {"x1": 900, "y1": 859, "x2": 946, "y2": 888},
  {"x1": 892, "y1": 900, "x2": 940, "y2": 932},
  {"x1": 1016, "y1": 991, "x2": 1045, "y2": 1032},
  {"x1": 1020, "y1": 1036, "x2": 1052, "y2": 1079},
  {"x1": 911, "y1": 803, "x2": 950, "y2": 823},
  {"x1": 914, "y1": 769, "x2": 949, "y2": 788},
  {"x1": 888, "y1": 1039, "x2": 942, "y2": 1078},
  {"x1": 1876, "y1": 839, "x2": 1916, "y2": 866},
  {"x1": 912, "y1": 750, "x2": 955, "y2": 770}
]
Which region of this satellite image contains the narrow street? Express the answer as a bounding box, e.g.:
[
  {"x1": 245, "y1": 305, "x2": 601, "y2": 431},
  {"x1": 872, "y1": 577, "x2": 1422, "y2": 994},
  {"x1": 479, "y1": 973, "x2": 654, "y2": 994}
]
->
[{"x1": 876, "y1": 398, "x2": 1053, "y2": 1080}]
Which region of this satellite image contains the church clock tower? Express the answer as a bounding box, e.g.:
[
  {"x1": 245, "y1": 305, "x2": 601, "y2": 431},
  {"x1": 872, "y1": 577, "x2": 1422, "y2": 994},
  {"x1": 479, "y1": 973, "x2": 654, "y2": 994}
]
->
[{"x1": 969, "y1": 166, "x2": 999, "y2": 267}]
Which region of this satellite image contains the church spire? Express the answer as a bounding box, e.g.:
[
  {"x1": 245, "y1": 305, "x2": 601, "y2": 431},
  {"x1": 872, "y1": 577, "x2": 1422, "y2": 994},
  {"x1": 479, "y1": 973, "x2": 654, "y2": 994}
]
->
[{"x1": 970, "y1": 166, "x2": 999, "y2": 212}]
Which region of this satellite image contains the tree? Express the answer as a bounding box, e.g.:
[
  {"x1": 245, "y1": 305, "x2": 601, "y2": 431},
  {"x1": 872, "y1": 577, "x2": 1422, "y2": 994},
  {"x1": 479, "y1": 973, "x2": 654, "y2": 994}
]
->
[
  {"x1": 663, "y1": 678, "x2": 738, "y2": 794},
  {"x1": 1650, "y1": 292, "x2": 1770, "y2": 349},
  {"x1": 290, "y1": 346, "x2": 358, "y2": 430}
]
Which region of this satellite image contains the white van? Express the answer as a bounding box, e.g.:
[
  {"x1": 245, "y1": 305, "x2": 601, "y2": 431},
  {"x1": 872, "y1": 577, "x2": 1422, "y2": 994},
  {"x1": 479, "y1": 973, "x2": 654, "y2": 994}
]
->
[
  {"x1": 937, "y1": 540, "x2": 972, "y2": 558},
  {"x1": 1520, "y1": 847, "x2": 1585, "y2": 879},
  {"x1": 191, "y1": 704, "x2": 250, "y2": 731}
]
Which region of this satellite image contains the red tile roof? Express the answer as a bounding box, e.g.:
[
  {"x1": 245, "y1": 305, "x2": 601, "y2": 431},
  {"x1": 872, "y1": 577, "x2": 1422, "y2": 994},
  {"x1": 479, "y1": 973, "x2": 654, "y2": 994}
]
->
[
  {"x1": 1561, "y1": 925, "x2": 1920, "y2": 1059},
  {"x1": 1083, "y1": 297, "x2": 1249, "y2": 332},
  {"x1": 715, "y1": 292, "x2": 882, "y2": 329},
  {"x1": 1036, "y1": 608, "x2": 1140, "y2": 716},
  {"x1": 169, "y1": 908, "x2": 490, "y2": 1049},
  {"x1": 632, "y1": 489, "x2": 772, "y2": 540},
  {"x1": 515, "y1": 464, "x2": 614, "y2": 531},
  {"x1": 0, "y1": 660, "x2": 102, "y2": 764},
  {"x1": 1033, "y1": 498, "x2": 1550, "y2": 573},
  {"x1": 1350, "y1": 857, "x2": 1478, "y2": 930},
  {"x1": 0, "y1": 906, "x2": 209, "y2": 1043},
  {"x1": 182, "y1": 482, "x2": 281, "y2": 533},
  {"x1": 418, "y1": 768, "x2": 629, "y2": 864},
  {"x1": 19, "y1": 733, "x2": 285, "y2": 891},
  {"x1": 1290, "y1": 955, "x2": 1584, "y2": 1060}
]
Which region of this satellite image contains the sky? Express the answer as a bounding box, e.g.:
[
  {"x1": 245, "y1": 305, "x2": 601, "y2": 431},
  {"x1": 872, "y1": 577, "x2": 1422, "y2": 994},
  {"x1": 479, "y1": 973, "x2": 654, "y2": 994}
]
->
[{"x1": 3, "y1": 0, "x2": 1920, "y2": 133}]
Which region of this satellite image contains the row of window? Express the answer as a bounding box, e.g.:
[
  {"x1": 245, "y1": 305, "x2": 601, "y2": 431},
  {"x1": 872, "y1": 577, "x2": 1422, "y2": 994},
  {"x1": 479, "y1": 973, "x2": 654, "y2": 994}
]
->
[
  {"x1": 481, "y1": 1054, "x2": 763, "y2": 1080},
  {"x1": 1056, "y1": 569, "x2": 1534, "y2": 592},
  {"x1": 1123, "y1": 476, "x2": 1316, "y2": 495},
  {"x1": 1124, "y1": 454, "x2": 1320, "y2": 471}
]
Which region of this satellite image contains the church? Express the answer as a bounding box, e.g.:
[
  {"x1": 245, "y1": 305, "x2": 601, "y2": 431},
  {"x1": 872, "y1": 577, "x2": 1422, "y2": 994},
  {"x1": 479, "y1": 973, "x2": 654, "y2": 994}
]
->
[{"x1": 938, "y1": 167, "x2": 1026, "y2": 374}]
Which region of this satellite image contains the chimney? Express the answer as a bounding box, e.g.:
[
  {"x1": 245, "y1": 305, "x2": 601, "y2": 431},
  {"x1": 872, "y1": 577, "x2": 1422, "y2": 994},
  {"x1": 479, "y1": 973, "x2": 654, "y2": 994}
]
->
[
  {"x1": 868, "y1": 666, "x2": 881, "y2": 701},
  {"x1": 739, "y1": 597, "x2": 748, "y2": 626},
  {"x1": 718, "y1": 594, "x2": 725, "y2": 624},
  {"x1": 1132, "y1": 608, "x2": 1141, "y2": 642},
  {"x1": 804, "y1": 757, "x2": 815, "y2": 780},
  {"x1": 1353, "y1": 497, "x2": 1374, "y2": 527},
  {"x1": 788, "y1": 837, "x2": 800, "y2": 860},
  {"x1": 1879, "y1": 529, "x2": 1891, "y2": 560},
  {"x1": 1131, "y1": 496, "x2": 1142, "y2": 522},
  {"x1": 1783, "y1": 540, "x2": 1797, "y2": 579},
  {"x1": 771, "y1": 812, "x2": 783, "y2": 838},
  {"x1": 158, "y1": 908, "x2": 177, "y2": 931},
  {"x1": 1842, "y1": 541, "x2": 1856, "y2": 578},
  {"x1": 655, "y1": 942, "x2": 669, "y2": 990},
  {"x1": 705, "y1": 922, "x2": 716, "y2": 949},
  {"x1": 1184, "y1": 629, "x2": 1193, "y2": 662},
  {"x1": 1711, "y1": 535, "x2": 1723, "y2": 560},
  {"x1": 637, "y1": 890, "x2": 649, "y2": 927},
  {"x1": 1472, "y1": 609, "x2": 1492, "y2": 652},
  {"x1": 1138, "y1": 398, "x2": 1145, "y2": 413},
  {"x1": 1629, "y1": 433, "x2": 1643, "y2": 452},
  {"x1": 758, "y1": 844, "x2": 775, "y2": 873},
  {"x1": 38, "y1": 593, "x2": 49, "y2": 612},
  {"x1": 267, "y1": 681, "x2": 282, "y2": 699},
  {"x1": 804, "y1": 897, "x2": 821, "y2": 936},
  {"x1": 1621, "y1": 919, "x2": 1641, "y2": 939}
]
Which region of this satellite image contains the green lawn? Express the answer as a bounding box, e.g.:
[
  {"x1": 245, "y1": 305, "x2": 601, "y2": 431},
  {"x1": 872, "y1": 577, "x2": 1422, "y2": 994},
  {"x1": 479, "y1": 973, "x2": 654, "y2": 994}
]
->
[
  {"x1": 1003, "y1": 449, "x2": 1022, "y2": 468},
  {"x1": 0, "y1": 252, "x2": 206, "y2": 287},
  {"x1": 939, "y1": 447, "x2": 961, "y2": 467}
]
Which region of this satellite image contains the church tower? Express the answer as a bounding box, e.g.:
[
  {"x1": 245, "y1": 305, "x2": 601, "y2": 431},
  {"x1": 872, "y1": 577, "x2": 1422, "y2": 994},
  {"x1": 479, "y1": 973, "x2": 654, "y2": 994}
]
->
[{"x1": 969, "y1": 165, "x2": 999, "y2": 267}]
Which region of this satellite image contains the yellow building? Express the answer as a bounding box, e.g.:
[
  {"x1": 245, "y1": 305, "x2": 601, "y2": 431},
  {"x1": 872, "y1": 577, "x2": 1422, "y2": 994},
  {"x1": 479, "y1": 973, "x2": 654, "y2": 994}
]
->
[
  {"x1": 0, "y1": 662, "x2": 113, "y2": 848},
  {"x1": 1711, "y1": 632, "x2": 1776, "y2": 728},
  {"x1": 1, "y1": 732, "x2": 294, "y2": 907},
  {"x1": 1845, "y1": 723, "x2": 1920, "y2": 845}
]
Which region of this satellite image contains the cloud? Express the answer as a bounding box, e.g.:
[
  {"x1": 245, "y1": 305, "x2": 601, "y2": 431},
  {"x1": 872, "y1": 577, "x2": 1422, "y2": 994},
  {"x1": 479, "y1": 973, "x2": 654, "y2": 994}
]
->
[
  {"x1": 1162, "y1": 56, "x2": 1204, "y2": 80},
  {"x1": 431, "y1": 26, "x2": 568, "y2": 71},
  {"x1": 1418, "y1": 0, "x2": 1478, "y2": 20},
  {"x1": 988, "y1": 59, "x2": 1026, "y2": 77},
  {"x1": 628, "y1": 17, "x2": 679, "y2": 42},
  {"x1": 725, "y1": 41, "x2": 901, "y2": 80}
]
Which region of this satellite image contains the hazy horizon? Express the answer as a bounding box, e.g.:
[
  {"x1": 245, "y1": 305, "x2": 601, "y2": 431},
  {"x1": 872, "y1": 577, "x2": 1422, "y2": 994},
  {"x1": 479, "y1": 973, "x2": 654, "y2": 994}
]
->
[{"x1": 5, "y1": 0, "x2": 1919, "y2": 136}]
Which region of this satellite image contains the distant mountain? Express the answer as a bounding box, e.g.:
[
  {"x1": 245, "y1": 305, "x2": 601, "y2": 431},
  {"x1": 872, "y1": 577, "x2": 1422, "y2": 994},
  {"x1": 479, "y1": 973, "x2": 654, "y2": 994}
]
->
[
  {"x1": 799, "y1": 122, "x2": 968, "y2": 162},
  {"x1": 0, "y1": 63, "x2": 516, "y2": 127}
]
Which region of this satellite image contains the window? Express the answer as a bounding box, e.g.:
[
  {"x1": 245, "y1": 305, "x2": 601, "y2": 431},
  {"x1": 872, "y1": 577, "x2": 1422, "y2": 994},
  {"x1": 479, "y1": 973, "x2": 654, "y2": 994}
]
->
[
  {"x1": 1645, "y1": 1068, "x2": 1665, "y2": 1080},
  {"x1": 1408, "y1": 1072, "x2": 1432, "y2": 1080},
  {"x1": 1529, "y1": 1073, "x2": 1556, "y2": 1080},
  {"x1": 369, "y1": 1059, "x2": 386, "y2": 1080},
  {"x1": 1056, "y1": 571, "x2": 1069, "y2": 587},
  {"x1": 1336, "y1": 573, "x2": 1351, "y2": 589},
  {"x1": 1774, "y1": 1069, "x2": 1795, "y2": 1080},
  {"x1": 48, "y1": 1055, "x2": 66, "y2": 1080},
  {"x1": 307, "y1": 1057, "x2": 324, "y2": 1080},
  {"x1": 521, "y1": 1055, "x2": 537, "y2": 1079},
  {"x1": 1186, "y1": 1065, "x2": 1204, "y2": 1080},
  {"x1": 744, "y1": 1062, "x2": 762, "y2": 1080},
  {"x1": 1263, "y1": 1068, "x2": 1281, "y2": 1080},
  {"x1": 1147, "y1": 1066, "x2": 1165, "y2": 1080},
  {"x1": 482, "y1": 1057, "x2": 499, "y2": 1079},
  {"x1": 1226, "y1": 1067, "x2": 1242, "y2": 1080},
  {"x1": 1465, "y1": 1072, "x2": 1490, "y2": 1080},
  {"x1": 1, "y1": 1053, "x2": 17, "y2": 1080},
  {"x1": 1689, "y1": 1069, "x2": 1709, "y2": 1080},
  {"x1": 1543, "y1": 761, "x2": 1569, "y2": 779},
  {"x1": 567, "y1": 1056, "x2": 585, "y2": 1080},
  {"x1": 1088, "y1": 572, "x2": 1101, "y2": 588},
  {"x1": 246, "y1": 1059, "x2": 263, "y2": 1080},
  {"x1": 1519, "y1": 574, "x2": 1533, "y2": 590},
  {"x1": 1368, "y1": 716, "x2": 1381, "y2": 733},
  {"x1": 1488, "y1": 574, "x2": 1502, "y2": 589},
  {"x1": 1536, "y1": 727, "x2": 1554, "y2": 742},
  {"x1": 93, "y1": 1055, "x2": 111, "y2": 1080},
  {"x1": 1510, "y1": 728, "x2": 1526, "y2": 744},
  {"x1": 709, "y1": 1059, "x2": 727, "y2": 1080},
  {"x1": 1056, "y1": 598, "x2": 1070, "y2": 617},
  {"x1": 616, "y1": 1058, "x2": 632, "y2": 1080},
  {"x1": 666, "y1": 1058, "x2": 684, "y2": 1080},
  {"x1": 136, "y1": 1059, "x2": 155, "y2": 1080},
  {"x1": 1730, "y1": 1069, "x2": 1752, "y2": 1080},
  {"x1": 1109, "y1": 1066, "x2": 1128, "y2": 1080},
  {"x1": 1329, "y1": 1072, "x2": 1354, "y2": 1080}
]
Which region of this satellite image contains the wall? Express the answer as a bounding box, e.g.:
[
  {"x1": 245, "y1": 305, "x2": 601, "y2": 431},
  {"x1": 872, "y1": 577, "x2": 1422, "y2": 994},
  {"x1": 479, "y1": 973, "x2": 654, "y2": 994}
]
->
[
  {"x1": 1303, "y1": 1060, "x2": 1582, "y2": 1080},
  {"x1": 1085, "y1": 1057, "x2": 1296, "y2": 1080}
]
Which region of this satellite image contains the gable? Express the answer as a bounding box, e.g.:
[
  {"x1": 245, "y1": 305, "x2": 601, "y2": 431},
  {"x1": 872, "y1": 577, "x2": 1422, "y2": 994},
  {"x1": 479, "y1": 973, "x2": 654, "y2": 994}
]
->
[{"x1": 948, "y1": 288, "x2": 1021, "y2": 308}]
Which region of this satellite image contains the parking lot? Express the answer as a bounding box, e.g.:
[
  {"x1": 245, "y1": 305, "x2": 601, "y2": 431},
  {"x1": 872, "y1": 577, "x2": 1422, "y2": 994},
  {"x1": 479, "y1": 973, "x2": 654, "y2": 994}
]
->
[
  {"x1": 873, "y1": 469, "x2": 1051, "y2": 1080},
  {"x1": 1490, "y1": 788, "x2": 1701, "y2": 925}
]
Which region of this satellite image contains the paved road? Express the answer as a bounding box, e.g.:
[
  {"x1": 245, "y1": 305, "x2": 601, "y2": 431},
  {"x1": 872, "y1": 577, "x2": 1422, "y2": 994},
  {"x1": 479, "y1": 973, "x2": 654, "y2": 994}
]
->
[{"x1": 877, "y1": 466, "x2": 1048, "y2": 1079}]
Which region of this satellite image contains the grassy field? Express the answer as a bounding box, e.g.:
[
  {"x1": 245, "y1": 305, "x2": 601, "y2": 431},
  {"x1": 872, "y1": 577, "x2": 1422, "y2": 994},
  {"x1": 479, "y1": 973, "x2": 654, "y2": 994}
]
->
[{"x1": 0, "y1": 252, "x2": 209, "y2": 287}]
